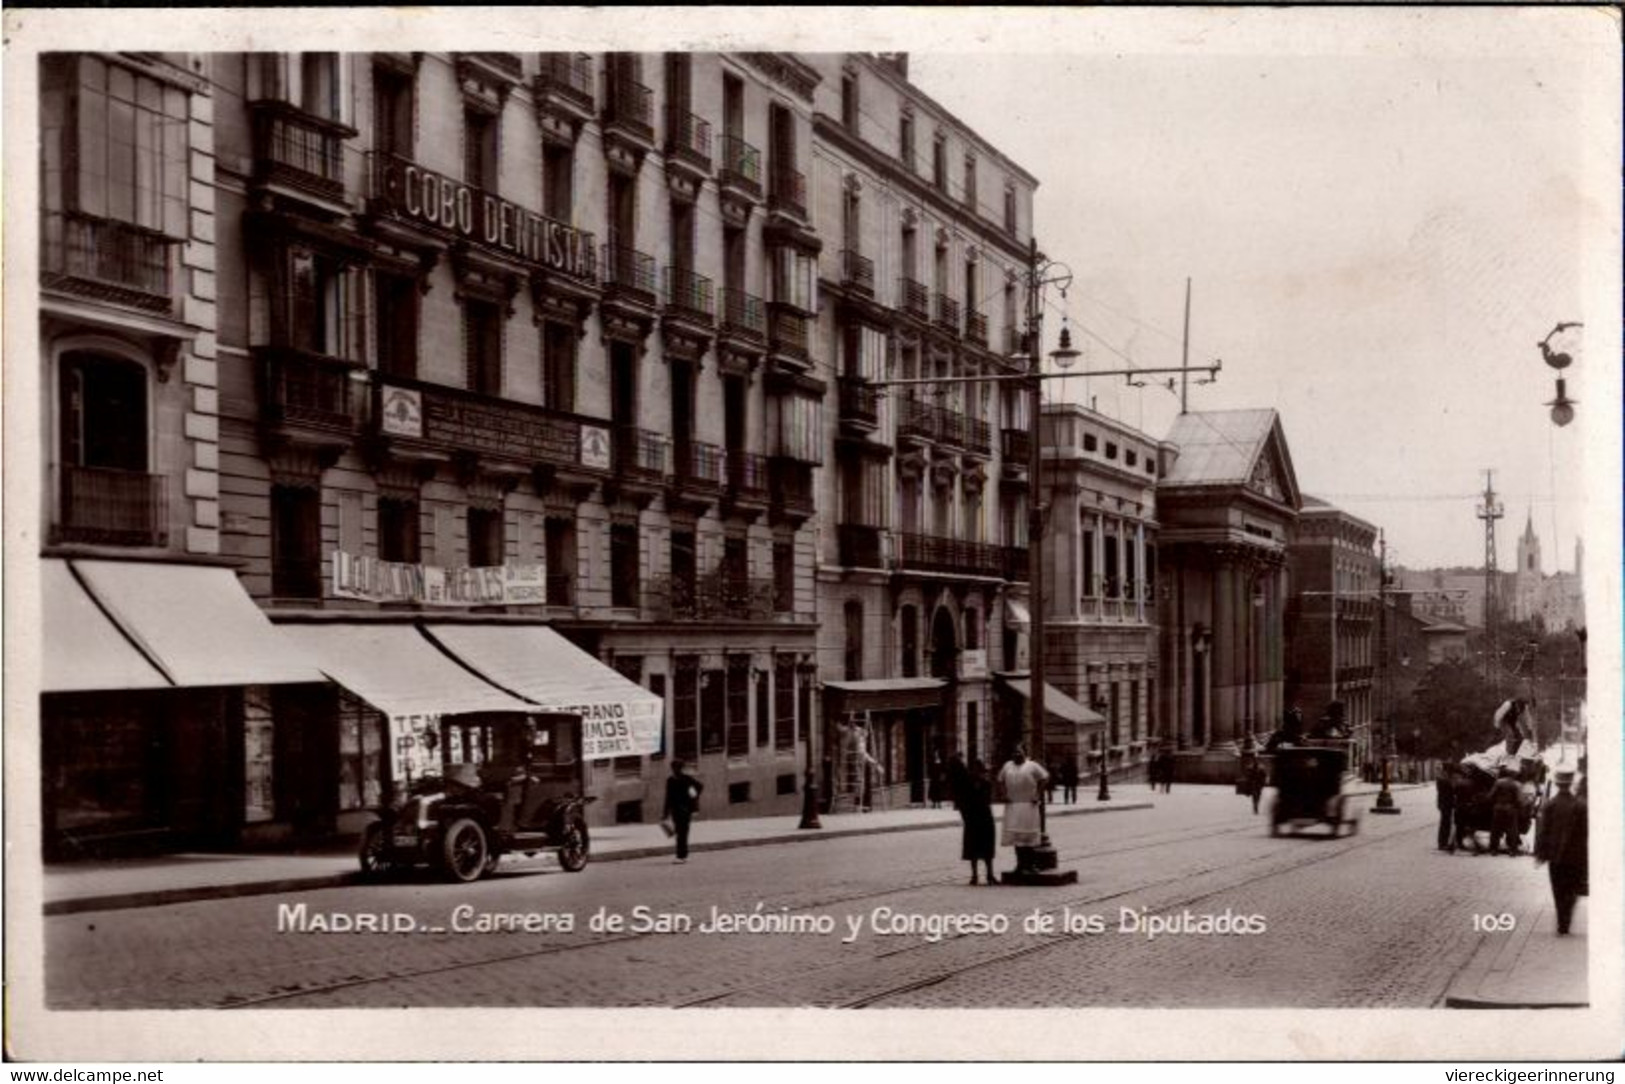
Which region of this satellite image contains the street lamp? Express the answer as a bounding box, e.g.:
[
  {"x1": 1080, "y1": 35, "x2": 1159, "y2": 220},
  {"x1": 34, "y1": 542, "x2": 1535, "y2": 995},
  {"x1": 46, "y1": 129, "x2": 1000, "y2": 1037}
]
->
[{"x1": 1539, "y1": 322, "x2": 1581, "y2": 427}]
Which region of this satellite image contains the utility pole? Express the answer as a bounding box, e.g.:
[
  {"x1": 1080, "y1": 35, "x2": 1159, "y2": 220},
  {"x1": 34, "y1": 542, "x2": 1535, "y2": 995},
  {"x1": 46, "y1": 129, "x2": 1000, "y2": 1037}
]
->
[
  {"x1": 1477, "y1": 470, "x2": 1504, "y2": 688},
  {"x1": 1372, "y1": 530, "x2": 1399, "y2": 814},
  {"x1": 1179, "y1": 277, "x2": 1192, "y2": 414}
]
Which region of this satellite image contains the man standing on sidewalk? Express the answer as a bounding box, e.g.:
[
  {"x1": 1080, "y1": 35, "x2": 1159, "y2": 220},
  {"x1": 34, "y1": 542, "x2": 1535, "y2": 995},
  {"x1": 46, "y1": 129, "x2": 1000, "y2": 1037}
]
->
[
  {"x1": 662, "y1": 759, "x2": 704, "y2": 864},
  {"x1": 1535, "y1": 768, "x2": 1587, "y2": 935}
]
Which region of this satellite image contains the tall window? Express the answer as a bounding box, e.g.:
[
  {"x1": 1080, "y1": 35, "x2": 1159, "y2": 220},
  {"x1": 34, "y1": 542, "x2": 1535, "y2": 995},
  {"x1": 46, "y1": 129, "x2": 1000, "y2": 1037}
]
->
[
  {"x1": 673, "y1": 656, "x2": 700, "y2": 762},
  {"x1": 57, "y1": 352, "x2": 155, "y2": 545},
  {"x1": 1103, "y1": 522, "x2": 1120, "y2": 599},
  {"x1": 726, "y1": 654, "x2": 751, "y2": 758},
  {"x1": 545, "y1": 516, "x2": 575, "y2": 605},
  {"x1": 542, "y1": 142, "x2": 574, "y2": 221},
  {"x1": 610, "y1": 522, "x2": 640, "y2": 607},
  {"x1": 841, "y1": 69, "x2": 859, "y2": 131},
  {"x1": 1003, "y1": 185, "x2": 1017, "y2": 234},
  {"x1": 669, "y1": 199, "x2": 695, "y2": 271},
  {"x1": 464, "y1": 108, "x2": 497, "y2": 190},
  {"x1": 467, "y1": 506, "x2": 504, "y2": 567},
  {"x1": 844, "y1": 600, "x2": 864, "y2": 681},
  {"x1": 900, "y1": 605, "x2": 919, "y2": 679},
  {"x1": 1083, "y1": 523, "x2": 1096, "y2": 598},
  {"x1": 541, "y1": 321, "x2": 575, "y2": 411},
  {"x1": 301, "y1": 53, "x2": 340, "y2": 121},
  {"x1": 700, "y1": 666, "x2": 726, "y2": 754},
  {"x1": 965, "y1": 606, "x2": 981, "y2": 651},
  {"x1": 271, "y1": 484, "x2": 322, "y2": 598},
  {"x1": 288, "y1": 248, "x2": 350, "y2": 358},
  {"x1": 374, "y1": 270, "x2": 418, "y2": 377},
  {"x1": 463, "y1": 299, "x2": 502, "y2": 395},
  {"x1": 963, "y1": 153, "x2": 977, "y2": 208},
  {"x1": 373, "y1": 64, "x2": 414, "y2": 157},
  {"x1": 43, "y1": 56, "x2": 189, "y2": 237},
  {"x1": 773, "y1": 539, "x2": 795, "y2": 613},
  {"x1": 670, "y1": 529, "x2": 696, "y2": 615},
  {"x1": 774, "y1": 654, "x2": 796, "y2": 751},
  {"x1": 931, "y1": 132, "x2": 947, "y2": 191},
  {"x1": 899, "y1": 109, "x2": 915, "y2": 171},
  {"x1": 723, "y1": 535, "x2": 749, "y2": 605},
  {"x1": 377, "y1": 495, "x2": 420, "y2": 564}
]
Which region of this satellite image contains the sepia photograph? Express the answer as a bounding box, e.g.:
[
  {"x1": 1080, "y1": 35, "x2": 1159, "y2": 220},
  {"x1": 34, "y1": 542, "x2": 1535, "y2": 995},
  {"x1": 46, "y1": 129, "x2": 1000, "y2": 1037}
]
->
[{"x1": 4, "y1": 5, "x2": 1621, "y2": 1063}]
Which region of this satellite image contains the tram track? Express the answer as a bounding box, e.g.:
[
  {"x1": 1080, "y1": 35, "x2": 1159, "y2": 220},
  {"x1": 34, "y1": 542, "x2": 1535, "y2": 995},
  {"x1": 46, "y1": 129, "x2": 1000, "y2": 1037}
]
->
[{"x1": 216, "y1": 807, "x2": 1376, "y2": 1010}]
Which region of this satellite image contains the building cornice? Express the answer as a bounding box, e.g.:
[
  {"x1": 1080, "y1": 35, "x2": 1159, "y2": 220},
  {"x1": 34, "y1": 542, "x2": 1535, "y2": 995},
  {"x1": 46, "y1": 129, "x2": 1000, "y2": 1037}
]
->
[{"x1": 742, "y1": 53, "x2": 822, "y2": 102}]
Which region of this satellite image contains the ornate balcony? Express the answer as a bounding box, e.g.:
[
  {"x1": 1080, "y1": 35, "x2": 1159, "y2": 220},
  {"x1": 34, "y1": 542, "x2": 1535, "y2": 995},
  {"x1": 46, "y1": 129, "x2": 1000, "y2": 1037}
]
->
[
  {"x1": 535, "y1": 52, "x2": 595, "y2": 112},
  {"x1": 965, "y1": 309, "x2": 988, "y2": 347},
  {"x1": 719, "y1": 134, "x2": 763, "y2": 199},
  {"x1": 249, "y1": 100, "x2": 352, "y2": 204},
  {"x1": 840, "y1": 249, "x2": 875, "y2": 297},
  {"x1": 724, "y1": 448, "x2": 771, "y2": 512},
  {"x1": 934, "y1": 294, "x2": 962, "y2": 333},
  {"x1": 720, "y1": 287, "x2": 766, "y2": 343},
  {"x1": 768, "y1": 305, "x2": 810, "y2": 361},
  {"x1": 671, "y1": 439, "x2": 725, "y2": 505},
  {"x1": 602, "y1": 242, "x2": 658, "y2": 307},
  {"x1": 896, "y1": 533, "x2": 1004, "y2": 578},
  {"x1": 838, "y1": 376, "x2": 880, "y2": 431},
  {"x1": 41, "y1": 211, "x2": 178, "y2": 313},
  {"x1": 768, "y1": 164, "x2": 807, "y2": 219},
  {"x1": 602, "y1": 73, "x2": 654, "y2": 143},
  {"x1": 768, "y1": 456, "x2": 815, "y2": 524},
  {"x1": 666, "y1": 110, "x2": 712, "y2": 173},
  {"x1": 898, "y1": 277, "x2": 930, "y2": 320},
  {"x1": 839, "y1": 524, "x2": 886, "y2": 569},
  {"x1": 896, "y1": 396, "x2": 988, "y2": 453},
  {"x1": 53, "y1": 466, "x2": 168, "y2": 548},
  {"x1": 615, "y1": 425, "x2": 669, "y2": 485},
  {"x1": 258, "y1": 345, "x2": 363, "y2": 452},
  {"x1": 664, "y1": 267, "x2": 715, "y2": 323},
  {"x1": 648, "y1": 571, "x2": 775, "y2": 622}
]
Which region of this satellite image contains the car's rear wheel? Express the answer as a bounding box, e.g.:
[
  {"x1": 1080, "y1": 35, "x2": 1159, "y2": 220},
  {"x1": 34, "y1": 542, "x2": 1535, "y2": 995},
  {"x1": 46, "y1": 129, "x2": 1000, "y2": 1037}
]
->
[
  {"x1": 440, "y1": 818, "x2": 488, "y2": 883},
  {"x1": 557, "y1": 818, "x2": 589, "y2": 872},
  {"x1": 359, "y1": 822, "x2": 391, "y2": 877}
]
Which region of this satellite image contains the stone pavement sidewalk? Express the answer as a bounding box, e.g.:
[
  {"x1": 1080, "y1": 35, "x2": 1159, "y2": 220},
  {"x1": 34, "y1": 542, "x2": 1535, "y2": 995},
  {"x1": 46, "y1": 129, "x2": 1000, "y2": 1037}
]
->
[
  {"x1": 42, "y1": 796, "x2": 1155, "y2": 916},
  {"x1": 1444, "y1": 886, "x2": 1590, "y2": 1009}
]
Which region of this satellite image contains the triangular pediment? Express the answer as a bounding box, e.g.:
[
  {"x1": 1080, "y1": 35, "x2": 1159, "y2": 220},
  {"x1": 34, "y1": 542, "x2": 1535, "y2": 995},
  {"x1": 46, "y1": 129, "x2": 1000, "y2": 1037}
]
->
[{"x1": 1246, "y1": 416, "x2": 1301, "y2": 510}]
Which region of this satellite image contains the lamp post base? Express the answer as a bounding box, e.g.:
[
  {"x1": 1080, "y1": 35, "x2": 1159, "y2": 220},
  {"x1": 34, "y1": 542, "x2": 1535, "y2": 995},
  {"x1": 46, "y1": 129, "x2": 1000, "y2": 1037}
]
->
[{"x1": 998, "y1": 837, "x2": 1077, "y2": 885}]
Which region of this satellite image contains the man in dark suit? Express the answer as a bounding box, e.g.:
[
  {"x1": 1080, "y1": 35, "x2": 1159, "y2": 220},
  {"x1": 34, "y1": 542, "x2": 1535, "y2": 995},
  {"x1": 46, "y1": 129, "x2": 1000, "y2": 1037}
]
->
[
  {"x1": 1535, "y1": 768, "x2": 1587, "y2": 935},
  {"x1": 662, "y1": 759, "x2": 704, "y2": 864}
]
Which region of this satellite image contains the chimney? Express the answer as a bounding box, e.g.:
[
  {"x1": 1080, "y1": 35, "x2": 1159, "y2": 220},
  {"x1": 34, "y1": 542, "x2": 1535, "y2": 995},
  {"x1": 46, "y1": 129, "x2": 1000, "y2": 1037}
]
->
[{"x1": 878, "y1": 52, "x2": 909, "y2": 79}]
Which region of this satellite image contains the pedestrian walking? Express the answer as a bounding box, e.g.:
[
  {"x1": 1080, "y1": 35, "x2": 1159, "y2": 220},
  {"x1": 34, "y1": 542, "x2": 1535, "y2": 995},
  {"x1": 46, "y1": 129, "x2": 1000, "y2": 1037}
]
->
[
  {"x1": 998, "y1": 745, "x2": 1050, "y2": 875},
  {"x1": 1535, "y1": 768, "x2": 1588, "y2": 936},
  {"x1": 1435, "y1": 763, "x2": 1458, "y2": 852},
  {"x1": 1488, "y1": 767, "x2": 1522, "y2": 855},
  {"x1": 662, "y1": 759, "x2": 704, "y2": 863},
  {"x1": 1059, "y1": 757, "x2": 1079, "y2": 804},
  {"x1": 1157, "y1": 745, "x2": 1176, "y2": 794},
  {"x1": 1246, "y1": 758, "x2": 1267, "y2": 814},
  {"x1": 927, "y1": 752, "x2": 946, "y2": 809},
  {"x1": 959, "y1": 758, "x2": 997, "y2": 885}
]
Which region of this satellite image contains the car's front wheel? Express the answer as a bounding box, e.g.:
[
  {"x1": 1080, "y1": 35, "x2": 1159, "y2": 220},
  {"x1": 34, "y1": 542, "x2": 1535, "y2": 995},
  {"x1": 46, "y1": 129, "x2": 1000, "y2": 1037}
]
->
[{"x1": 440, "y1": 818, "x2": 489, "y2": 883}]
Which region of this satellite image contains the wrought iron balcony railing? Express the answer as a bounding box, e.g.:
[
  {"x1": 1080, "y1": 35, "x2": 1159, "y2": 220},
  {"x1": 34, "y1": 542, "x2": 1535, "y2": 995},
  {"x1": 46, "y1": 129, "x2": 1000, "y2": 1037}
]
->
[
  {"x1": 250, "y1": 100, "x2": 348, "y2": 200},
  {"x1": 664, "y1": 266, "x2": 715, "y2": 322},
  {"x1": 720, "y1": 287, "x2": 766, "y2": 341},
  {"x1": 719, "y1": 134, "x2": 763, "y2": 196},
  {"x1": 725, "y1": 448, "x2": 770, "y2": 502},
  {"x1": 839, "y1": 524, "x2": 886, "y2": 569},
  {"x1": 369, "y1": 373, "x2": 587, "y2": 469},
  {"x1": 898, "y1": 277, "x2": 930, "y2": 320},
  {"x1": 615, "y1": 425, "x2": 669, "y2": 482},
  {"x1": 648, "y1": 571, "x2": 776, "y2": 621},
  {"x1": 261, "y1": 346, "x2": 362, "y2": 434},
  {"x1": 841, "y1": 249, "x2": 875, "y2": 296},
  {"x1": 536, "y1": 53, "x2": 594, "y2": 109},
  {"x1": 838, "y1": 376, "x2": 880, "y2": 427},
  {"x1": 41, "y1": 211, "x2": 177, "y2": 311},
  {"x1": 934, "y1": 294, "x2": 961, "y2": 332},
  {"x1": 896, "y1": 532, "x2": 1004, "y2": 578},
  {"x1": 666, "y1": 110, "x2": 712, "y2": 170},
  {"x1": 895, "y1": 395, "x2": 989, "y2": 453},
  {"x1": 54, "y1": 466, "x2": 168, "y2": 548},
  {"x1": 965, "y1": 309, "x2": 988, "y2": 347},
  {"x1": 768, "y1": 457, "x2": 816, "y2": 516},
  {"x1": 603, "y1": 73, "x2": 654, "y2": 141},
  {"x1": 602, "y1": 242, "x2": 658, "y2": 303},
  {"x1": 673, "y1": 439, "x2": 725, "y2": 489},
  {"x1": 769, "y1": 164, "x2": 807, "y2": 218},
  {"x1": 769, "y1": 306, "x2": 809, "y2": 359}
]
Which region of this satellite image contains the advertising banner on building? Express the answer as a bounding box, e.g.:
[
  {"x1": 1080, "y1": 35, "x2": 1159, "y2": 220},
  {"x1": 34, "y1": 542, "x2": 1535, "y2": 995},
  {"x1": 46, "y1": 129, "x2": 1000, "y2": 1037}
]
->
[
  {"x1": 573, "y1": 700, "x2": 666, "y2": 759},
  {"x1": 331, "y1": 551, "x2": 546, "y2": 606}
]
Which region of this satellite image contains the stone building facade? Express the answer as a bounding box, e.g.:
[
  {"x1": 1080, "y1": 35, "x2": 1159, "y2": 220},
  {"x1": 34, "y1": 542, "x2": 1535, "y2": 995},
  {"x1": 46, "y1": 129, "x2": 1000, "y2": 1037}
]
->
[{"x1": 1283, "y1": 496, "x2": 1380, "y2": 744}]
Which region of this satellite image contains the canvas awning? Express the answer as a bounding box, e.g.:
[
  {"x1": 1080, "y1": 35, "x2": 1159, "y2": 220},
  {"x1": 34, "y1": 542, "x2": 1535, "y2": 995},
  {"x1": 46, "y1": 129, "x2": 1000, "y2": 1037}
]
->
[
  {"x1": 55, "y1": 559, "x2": 324, "y2": 690},
  {"x1": 995, "y1": 672, "x2": 1106, "y2": 726},
  {"x1": 823, "y1": 677, "x2": 945, "y2": 714},
  {"x1": 41, "y1": 558, "x2": 170, "y2": 693},
  {"x1": 278, "y1": 623, "x2": 535, "y2": 722},
  {"x1": 422, "y1": 624, "x2": 664, "y2": 759}
]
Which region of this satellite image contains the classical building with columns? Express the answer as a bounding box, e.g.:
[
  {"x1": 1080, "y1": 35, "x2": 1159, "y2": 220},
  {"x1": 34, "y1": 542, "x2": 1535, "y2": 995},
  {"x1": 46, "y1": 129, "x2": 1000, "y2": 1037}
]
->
[
  {"x1": 1037, "y1": 402, "x2": 1163, "y2": 778},
  {"x1": 1154, "y1": 409, "x2": 1302, "y2": 781}
]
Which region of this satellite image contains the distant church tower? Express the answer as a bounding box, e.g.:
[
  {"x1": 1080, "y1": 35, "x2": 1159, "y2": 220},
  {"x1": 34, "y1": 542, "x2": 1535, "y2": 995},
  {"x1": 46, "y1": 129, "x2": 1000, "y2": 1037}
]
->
[
  {"x1": 1514, "y1": 512, "x2": 1542, "y2": 621},
  {"x1": 1517, "y1": 511, "x2": 1541, "y2": 574}
]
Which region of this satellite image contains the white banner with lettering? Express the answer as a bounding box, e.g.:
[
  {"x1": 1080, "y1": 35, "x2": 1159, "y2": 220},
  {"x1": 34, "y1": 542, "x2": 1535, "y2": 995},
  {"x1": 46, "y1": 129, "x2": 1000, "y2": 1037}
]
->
[{"x1": 331, "y1": 551, "x2": 546, "y2": 606}]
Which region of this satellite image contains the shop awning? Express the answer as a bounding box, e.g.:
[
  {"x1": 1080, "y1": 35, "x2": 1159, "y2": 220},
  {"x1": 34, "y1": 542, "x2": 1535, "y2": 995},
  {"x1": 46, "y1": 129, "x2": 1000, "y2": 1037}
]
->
[
  {"x1": 824, "y1": 677, "x2": 945, "y2": 714},
  {"x1": 1004, "y1": 599, "x2": 1031, "y2": 631},
  {"x1": 41, "y1": 558, "x2": 170, "y2": 693},
  {"x1": 66, "y1": 559, "x2": 325, "y2": 689},
  {"x1": 996, "y1": 672, "x2": 1105, "y2": 726},
  {"x1": 278, "y1": 623, "x2": 534, "y2": 722},
  {"x1": 422, "y1": 624, "x2": 664, "y2": 759}
]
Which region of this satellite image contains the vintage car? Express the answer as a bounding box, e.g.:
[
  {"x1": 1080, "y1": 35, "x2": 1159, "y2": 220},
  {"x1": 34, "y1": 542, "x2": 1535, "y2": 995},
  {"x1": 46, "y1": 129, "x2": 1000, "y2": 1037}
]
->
[
  {"x1": 359, "y1": 712, "x2": 594, "y2": 883},
  {"x1": 1269, "y1": 745, "x2": 1361, "y2": 839}
]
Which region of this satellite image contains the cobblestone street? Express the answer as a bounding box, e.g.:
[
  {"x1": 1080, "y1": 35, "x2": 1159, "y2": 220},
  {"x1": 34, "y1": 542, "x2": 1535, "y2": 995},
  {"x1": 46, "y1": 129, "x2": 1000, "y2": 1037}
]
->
[{"x1": 44, "y1": 786, "x2": 1576, "y2": 1010}]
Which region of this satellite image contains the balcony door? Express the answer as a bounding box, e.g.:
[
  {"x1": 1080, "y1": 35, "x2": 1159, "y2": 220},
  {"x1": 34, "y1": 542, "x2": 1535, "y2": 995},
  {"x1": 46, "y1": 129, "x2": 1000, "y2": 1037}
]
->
[
  {"x1": 723, "y1": 375, "x2": 746, "y2": 455},
  {"x1": 670, "y1": 358, "x2": 694, "y2": 468},
  {"x1": 610, "y1": 341, "x2": 637, "y2": 428},
  {"x1": 57, "y1": 351, "x2": 155, "y2": 545}
]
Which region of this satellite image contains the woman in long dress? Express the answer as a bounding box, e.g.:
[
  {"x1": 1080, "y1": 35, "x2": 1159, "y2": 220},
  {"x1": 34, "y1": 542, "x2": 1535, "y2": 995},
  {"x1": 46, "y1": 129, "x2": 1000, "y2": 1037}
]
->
[
  {"x1": 998, "y1": 744, "x2": 1050, "y2": 874},
  {"x1": 959, "y1": 759, "x2": 996, "y2": 885}
]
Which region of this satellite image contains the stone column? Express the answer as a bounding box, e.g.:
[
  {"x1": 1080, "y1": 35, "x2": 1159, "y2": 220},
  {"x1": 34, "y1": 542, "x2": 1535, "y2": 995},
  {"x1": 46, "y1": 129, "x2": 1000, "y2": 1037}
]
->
[{"x1": 1210, "y1": 551, "x2": 1236, "y2": 750}]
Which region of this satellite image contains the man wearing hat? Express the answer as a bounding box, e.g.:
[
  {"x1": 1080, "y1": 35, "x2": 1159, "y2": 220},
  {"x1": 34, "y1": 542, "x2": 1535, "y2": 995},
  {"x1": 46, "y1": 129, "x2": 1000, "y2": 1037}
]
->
[{"x1": 1535, "y1": 767, "x2": 1588, "y2": 935}]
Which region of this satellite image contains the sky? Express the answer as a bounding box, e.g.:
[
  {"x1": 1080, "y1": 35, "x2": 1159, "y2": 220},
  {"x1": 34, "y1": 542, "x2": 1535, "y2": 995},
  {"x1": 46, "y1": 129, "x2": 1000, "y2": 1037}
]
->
[{"x1": 904, "y1": 9, "x2": 1619, "y2": 573}]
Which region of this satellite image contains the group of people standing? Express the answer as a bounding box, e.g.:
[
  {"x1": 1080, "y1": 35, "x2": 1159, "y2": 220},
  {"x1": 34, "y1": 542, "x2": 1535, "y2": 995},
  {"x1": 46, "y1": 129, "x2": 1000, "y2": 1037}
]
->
[{"x1": 947, "y1": 746, "x2": 1055, "y2": 885}]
